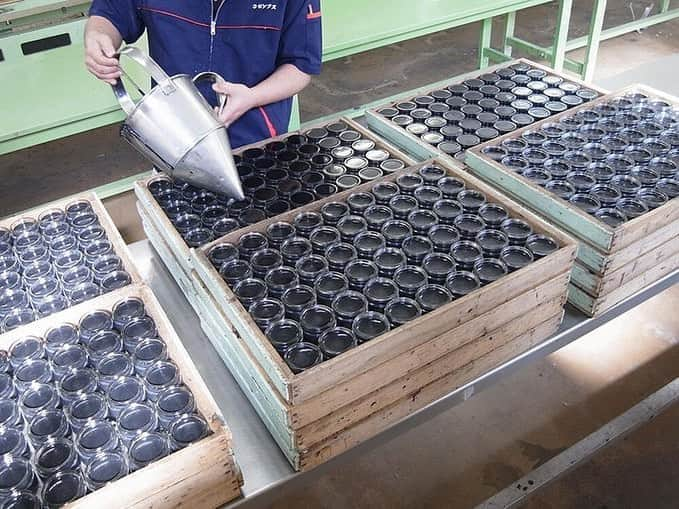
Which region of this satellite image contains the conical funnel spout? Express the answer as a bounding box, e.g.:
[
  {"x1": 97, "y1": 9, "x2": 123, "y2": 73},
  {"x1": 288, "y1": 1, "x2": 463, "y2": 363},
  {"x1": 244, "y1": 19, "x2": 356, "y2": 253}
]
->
[{"x1": 172, "y1": 127, "x2": 245, "y2": 200}]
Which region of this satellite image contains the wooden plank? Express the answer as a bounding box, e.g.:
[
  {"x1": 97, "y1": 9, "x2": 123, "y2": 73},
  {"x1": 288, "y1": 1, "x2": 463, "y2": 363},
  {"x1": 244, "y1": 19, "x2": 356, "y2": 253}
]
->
[
  {"x1": 601, "y1": 220, "x2": 679, "y2": 275},
  {"x1": 592, "y1": 256, "x2": 679, "y2": 315},
  {"x1": 299, "y1": 313, "x2": 563, "y2": 471},
  {"x1": 567, "y1": 283, "x2": 596, "y2": 316},
  {"x1": 192, "y1": 161, "x2": 576, "y2": 405},
  {"x1": 572, "y1": 235, "x2": 679, "y2": 297},
  {"x1": 0, "y1": 283, "x2": 242, "y2": 506},
  {"x1": 296, "y1": 296, "x2": 566, "y2": 449},
  {"x1": 291, "y1": 270, "x2": 570, "y2": 428}
]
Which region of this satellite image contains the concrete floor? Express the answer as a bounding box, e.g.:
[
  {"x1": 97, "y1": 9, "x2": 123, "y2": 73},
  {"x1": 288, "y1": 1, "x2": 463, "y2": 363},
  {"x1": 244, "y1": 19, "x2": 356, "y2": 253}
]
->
[{"x1": 1, "y1": 1, "x2": 679, "y2": 507}]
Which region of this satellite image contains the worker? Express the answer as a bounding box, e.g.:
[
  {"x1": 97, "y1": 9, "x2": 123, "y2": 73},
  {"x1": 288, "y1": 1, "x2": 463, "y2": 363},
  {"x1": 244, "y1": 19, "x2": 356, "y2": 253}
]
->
[{"x1": 84, "y1": 1, "x2": 322, "y2": 148}]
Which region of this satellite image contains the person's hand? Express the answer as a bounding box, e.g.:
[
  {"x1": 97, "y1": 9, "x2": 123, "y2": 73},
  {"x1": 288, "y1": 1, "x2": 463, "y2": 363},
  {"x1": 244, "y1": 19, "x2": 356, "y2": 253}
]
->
[
  {"x1": 212, "y1": 81, "x2": 258, "y2": 127},
  {"x1": 85, "y1": 31, "x2": 120, "y2": 85}
]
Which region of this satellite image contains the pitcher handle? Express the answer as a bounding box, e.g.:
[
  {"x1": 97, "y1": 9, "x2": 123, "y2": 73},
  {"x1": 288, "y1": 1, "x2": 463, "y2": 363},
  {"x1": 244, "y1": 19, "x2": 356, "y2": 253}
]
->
[
  {"x1": 193, "y1": 71, "x2": 228, "y2": 116},
  {"x1": 111, "y1": 46, "x2": 176, "y2": 115}
]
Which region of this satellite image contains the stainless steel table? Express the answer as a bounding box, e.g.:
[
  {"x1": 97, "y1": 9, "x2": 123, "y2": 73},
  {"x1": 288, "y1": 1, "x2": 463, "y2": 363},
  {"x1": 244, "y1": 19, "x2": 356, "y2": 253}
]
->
[{"x1": 128, "y1": 240, "x2": 679, "y2": 504}]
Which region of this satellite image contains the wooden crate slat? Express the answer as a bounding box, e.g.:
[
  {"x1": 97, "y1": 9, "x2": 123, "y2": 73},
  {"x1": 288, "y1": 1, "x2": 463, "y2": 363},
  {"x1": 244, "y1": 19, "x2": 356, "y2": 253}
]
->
[
  {"x1": 296, "y1": 292, "x2": 566, "y2": 449},
  {"x1": 299, "y1": 312, "x2": 563, "y2": 470},
  {"x1": 572, "y1": 235, "x2": 679, "y2": 297}
]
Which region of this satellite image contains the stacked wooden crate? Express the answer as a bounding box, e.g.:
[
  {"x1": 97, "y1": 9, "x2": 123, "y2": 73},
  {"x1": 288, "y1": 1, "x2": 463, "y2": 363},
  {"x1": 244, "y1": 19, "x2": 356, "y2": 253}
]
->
[
  {"x1": 465, "y1": 85, "x2": 679, "y2": 316},
  {"x1": 0, "y1": 195, "x2": 242, "y2": 506},
  {"x1": 138, "y1": 152, "x2": 576, "y2": 470}
]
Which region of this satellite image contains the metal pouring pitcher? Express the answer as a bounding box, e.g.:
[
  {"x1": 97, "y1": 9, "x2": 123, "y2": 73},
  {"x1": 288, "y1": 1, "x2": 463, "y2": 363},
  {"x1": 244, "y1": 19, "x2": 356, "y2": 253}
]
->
[{"x1": 111, "y1": 46, "x2": 245, "y2": 200}]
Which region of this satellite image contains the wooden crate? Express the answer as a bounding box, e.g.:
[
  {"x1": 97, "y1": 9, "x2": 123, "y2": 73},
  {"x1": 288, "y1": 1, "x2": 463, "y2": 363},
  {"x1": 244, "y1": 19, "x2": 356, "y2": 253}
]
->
[
  {"x1": 134, "y1": 116, "x2": 417, "y2": 277},
  {"x1": 465, "y1": 84, "x2": 679, "y2": 316},
  {"x1": 188, "y1": 158, "x2": 576, "y2": 470},
  {"x1": 0, "y1": 284, "x2": 242, "y2": 507},
  {"x1": 365, "y1": 58, "x2": 609, "y2": 163}
]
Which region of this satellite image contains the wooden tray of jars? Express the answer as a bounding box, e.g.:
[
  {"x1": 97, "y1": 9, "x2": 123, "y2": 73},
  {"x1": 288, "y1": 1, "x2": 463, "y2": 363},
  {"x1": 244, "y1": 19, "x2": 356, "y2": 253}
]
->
[
  {"x1": 0, "y1": 283, "x2": 242, "y2": 508},
  {"x1": 465, "y1": 84, "x2": 679, "y2": 316},
  {"x1": 134, "y1": 116, "x2": 417, "y2": 279},
  {"x1": 365, "y1": 58, "x2": 610, "y2": 163},
  {"x1": 189, "y1": 158, "x2": 576, "y2": 471}
]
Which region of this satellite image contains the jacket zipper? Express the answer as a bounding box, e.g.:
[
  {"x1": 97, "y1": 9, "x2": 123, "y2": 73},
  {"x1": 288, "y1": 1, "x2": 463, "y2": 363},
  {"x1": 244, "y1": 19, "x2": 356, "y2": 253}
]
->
[{"x1": 208, "y1": 0, "x2": 228, "y2": 69}]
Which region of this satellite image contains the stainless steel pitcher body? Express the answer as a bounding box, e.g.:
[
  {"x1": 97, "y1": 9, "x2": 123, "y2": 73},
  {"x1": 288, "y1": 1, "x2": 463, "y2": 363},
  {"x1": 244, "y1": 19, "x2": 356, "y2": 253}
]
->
[{"x1": 112, "y1": 47, "x2": 244, "y2": 200}]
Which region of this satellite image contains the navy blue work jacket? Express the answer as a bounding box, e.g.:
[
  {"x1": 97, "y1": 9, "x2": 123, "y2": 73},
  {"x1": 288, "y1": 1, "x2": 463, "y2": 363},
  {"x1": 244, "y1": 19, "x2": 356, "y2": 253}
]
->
[{"x1": 90, "y1": 0, "x2": 323, "y2": 148}]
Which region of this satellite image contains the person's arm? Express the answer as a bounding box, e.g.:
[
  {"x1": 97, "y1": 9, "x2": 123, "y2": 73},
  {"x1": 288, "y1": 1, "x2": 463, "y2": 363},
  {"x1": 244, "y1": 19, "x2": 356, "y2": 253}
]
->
[
  {"x1": 84, "y1": 0, "x2": 145, "y2": 84},
  {"x1": 212, "y1": 64, "x2": 310, "y2": 127},
  {"x1": 213, "y1": 0, "x2": 322, "y2": 127},
  {"x1": 84, "y1": 16, "x2": 123, "y2": 84}
]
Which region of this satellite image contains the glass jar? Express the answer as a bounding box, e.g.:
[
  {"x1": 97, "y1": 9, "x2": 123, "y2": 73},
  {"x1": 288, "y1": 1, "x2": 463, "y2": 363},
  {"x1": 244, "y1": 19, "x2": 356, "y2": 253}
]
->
[
  {"x1": 66, "y1": 393, "x2": 108, "y2": 433},
  {"x1": 500, "y1": 246, "x2": 534, "y2": 272},
  {"x1": 0, "y1": 456, "x2": 38, "y2": 497},
  {"x1": 78, "y1": 310, "x2": 113, "y2": 344},
  {"x1": 473, "y1": 258, "x2": 509, "y2": 285},
  {"x1": 83, "y1": 451, "x2": 128, "y2": 491},
  {"x1": 299, "y1": 305, "x2": 336, "y2": 343},
  {"x1": 264, "y1": 267, "x2": 299, "y2": 299},
  {"x1": 295, "y1": 255, "x2": 329, "y2": 286},
  {"x1": 234, "y1": 278, "x2": 268, "y2": 309},
  {"x1": 75, "y1": 418, "x2": 121, "y2": 462},
  {"x1": 0, "y1": 399, "x2": 22, "y2": 428},
  {"x1": 168, "y1": 413, "x2": 209, "y2": 450},
  {"x1": 265, "y1": 320, "x2": 303, "y2": 355},
  {"x1": 122, "y1": 315, "x2": 157, "y2": 353},
  {"x1": 57, "y1": 368, "x2": 98, "y2": 407},
  {"x1": 96, "y1": 352, "x2": 134, "y2": 392},
  {"x1": 280, "y1": 237, "x2": 313, "y2": 266},
  {"x1": 67, "y1": 281, "x2": 100, "y2": 305},
  {"x1": 352, "y1": 312, "x2": 391, "y2": 343},
  {"x1": 27, "y1": 409, "x2": 69, "y2": 447},
  {"x1": 283, "y1": 342, "x2": 323, "y2": 374},
  {"x1": 156, "y1": 385, "x2": 196, "y2": 431},
  {"x1": 35, "y1": 438, "x2": 79, "y2": 478},
  {"x1": 87, "y1": 330, "x2": 123, "y2": 364},
  {"x1": 0, "y1": 425, "x2": 29, "y2": 457},
  {"x1": 332, "y1": 291, "x2": 368, "y2": 329},
  {"x1": 133, "y1": 338, "x2": 168, "y2": 377},
  {"x1": 422, "y1": 253, "x2": 456, "y2": 284},
  {"x1": 112, "y1": 297, "x2": 146, "y2": 331},
  {"x1": 319, "y1": 328, "x2": 357, "y2": 359},
  {"x1": 9, "y1": 336, "x2": 45, "y2": 368},
  {"x1": 106, "y1": 376, "x2": 146, "y2": 418},
  {"x1": 525, "y1": 234, "x2": 560, "y2": 259},
  {"x1": 325, "y1": 243, "x2": 358, "y2": 272},
  {"x1": 219, "y1": 260, "x2": 253, "y2": 287},
  {"x1": 249, "y1": 298, "x2": 286, "y2": 331},
  {"x1": 14, "y1": 359, "x2": 53, "y2": 392},
  {"x1": 251, "y1": 249, "x2": 284, "y2": 279},
  {"x1": 314, "y1": 272, "x2": 349, "y2": 307},
  {"x1": 118, "y1": 402, "x2": 159, "y2": 445},
  {"x1": 415, "y1": 284, "x2": 452, "y2": 312},
  {"x1": 364, "y1": 277, "x2": 400, "y2": 312},
  {"x1": 384, "y1": 297, "x2": 422, "y2": 327},
  {"x1": 128, "y1": 431, "x2": 170, "y2": 471}
]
